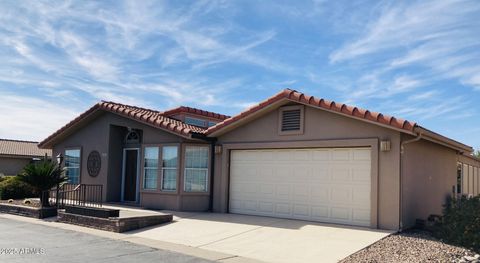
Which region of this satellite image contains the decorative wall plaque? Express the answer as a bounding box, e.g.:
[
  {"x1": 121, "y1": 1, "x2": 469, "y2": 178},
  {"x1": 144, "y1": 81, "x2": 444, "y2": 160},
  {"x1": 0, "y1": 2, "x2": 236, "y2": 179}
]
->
[{"x1": 87, "y1": 151, "x2": 101, "y2": 177}]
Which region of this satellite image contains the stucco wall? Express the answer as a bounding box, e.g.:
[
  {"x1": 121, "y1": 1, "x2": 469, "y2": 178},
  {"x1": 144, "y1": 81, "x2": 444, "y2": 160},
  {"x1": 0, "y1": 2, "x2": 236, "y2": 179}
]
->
[
  {"x1": 52, "y1": 111, "x2": 211, "y2": 211},
  {"x1": 0, "y1": 156, "x2": 31, "y2": 176},
  {"x1": 214, "y1": 103, "x2": 402, "y2": 230},
  {"x1": 401, "y1": 137, "x2": 458, "y2": 228},
  {"x1": 53, "y1": 112, "x2": 183, "y2": 201}
]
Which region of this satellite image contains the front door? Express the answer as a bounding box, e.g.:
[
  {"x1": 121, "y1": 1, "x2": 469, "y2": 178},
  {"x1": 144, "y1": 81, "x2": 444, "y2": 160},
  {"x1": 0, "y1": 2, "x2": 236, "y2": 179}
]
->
[{"x1": 122, "y1": 149, "x2": 139, "y2": 202}]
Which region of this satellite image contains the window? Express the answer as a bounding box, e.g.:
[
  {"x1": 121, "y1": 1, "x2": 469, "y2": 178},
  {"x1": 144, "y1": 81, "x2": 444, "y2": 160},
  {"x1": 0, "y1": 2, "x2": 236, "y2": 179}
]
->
[
  {"x1": 143, "y1": 147, "x2": 158, "y2": 189},
  {"x1": 184, "y1": 146, "x2": 209, "y2": 192},
  {"x1": 208, "y1": 121, "x2": 217, "y2": 127},
  {"x1": 278, "y1": 105, "x2": 304, "y2": 135},
  {"x1": 125, "y1": 130, "x2": 141, "y2": 144},
  {"x1": 65, "y1": 149, "x2": 81, "y2": 184},
  {"x1": 161, "y1": 146, "x2": 178, "y2": 191},
  {"x1": 185, "y1": 117, "x2": 206, "y2": 127}
]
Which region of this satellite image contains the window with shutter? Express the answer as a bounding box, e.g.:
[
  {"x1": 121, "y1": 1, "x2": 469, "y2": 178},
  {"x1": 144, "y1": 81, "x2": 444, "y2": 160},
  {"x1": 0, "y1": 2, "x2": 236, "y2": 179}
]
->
[{"x1": 278, "y1": 105, "x2": 304, "y2": 135}]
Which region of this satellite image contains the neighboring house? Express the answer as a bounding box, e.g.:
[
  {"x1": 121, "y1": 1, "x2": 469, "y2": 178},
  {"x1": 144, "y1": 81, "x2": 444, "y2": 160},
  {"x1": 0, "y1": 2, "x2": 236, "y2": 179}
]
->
[
  {"x1": 38, "y1": 89, "x2": 480, "y2": 231},
  {"x1": 0, "y1": 139, "x2": 52, "y2": 176}
]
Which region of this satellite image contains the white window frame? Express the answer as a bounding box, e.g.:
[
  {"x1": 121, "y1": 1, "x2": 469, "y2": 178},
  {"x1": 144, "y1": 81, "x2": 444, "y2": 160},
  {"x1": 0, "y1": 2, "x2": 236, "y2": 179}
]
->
[
  {"x1": 65, "y1": 148, "x2": 81, "y2": 184},
  {"x1": 143, "y1": 147, "x2": 159, "y2": 190},
  {"x1": 184, "y1": 146, "x2": 209, "y2": 192},
  {"x1": 161, "y1": 146, "x2": 178, "y2": 192}
]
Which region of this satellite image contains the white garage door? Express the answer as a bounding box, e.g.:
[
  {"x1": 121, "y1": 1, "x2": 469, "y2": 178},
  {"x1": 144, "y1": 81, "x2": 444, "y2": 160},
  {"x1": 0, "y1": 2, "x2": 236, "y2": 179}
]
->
[{"x1": 229, "y1": 148, "x2": 371, "y2": 227}]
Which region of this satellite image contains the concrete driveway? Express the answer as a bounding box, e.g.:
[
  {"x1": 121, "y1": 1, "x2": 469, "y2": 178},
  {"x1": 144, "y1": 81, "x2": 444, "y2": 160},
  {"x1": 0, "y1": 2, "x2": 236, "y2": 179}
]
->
[{"x1": 126, "y1": 212, "x2": 392, "y2": 263}]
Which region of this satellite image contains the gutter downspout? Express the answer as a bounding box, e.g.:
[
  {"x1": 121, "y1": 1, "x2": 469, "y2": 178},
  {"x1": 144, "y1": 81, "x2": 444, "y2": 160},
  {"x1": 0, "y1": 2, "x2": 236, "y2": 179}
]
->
[
  {"x1": 191, "y1": 133, "x2": 217, "y2": 212},
  {"x1": 399, "y1": 132, "x2": 422, "y2": 231}
]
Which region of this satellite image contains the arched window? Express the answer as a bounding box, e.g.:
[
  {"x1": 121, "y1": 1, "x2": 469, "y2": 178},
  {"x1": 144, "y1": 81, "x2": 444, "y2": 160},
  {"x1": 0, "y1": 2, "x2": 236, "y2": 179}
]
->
[{"x1": 125, "y1": 130, "x2": 140, "y2": 144}]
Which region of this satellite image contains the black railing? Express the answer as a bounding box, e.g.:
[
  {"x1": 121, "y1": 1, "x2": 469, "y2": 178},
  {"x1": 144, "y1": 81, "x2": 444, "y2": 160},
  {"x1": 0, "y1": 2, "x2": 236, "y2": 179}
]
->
[{"x1": 48, "y1": 184, "x2": 103, "y2": 208}]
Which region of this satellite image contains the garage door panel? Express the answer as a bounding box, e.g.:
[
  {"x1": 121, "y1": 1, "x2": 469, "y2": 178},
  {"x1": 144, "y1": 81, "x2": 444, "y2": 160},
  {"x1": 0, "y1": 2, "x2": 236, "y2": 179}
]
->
[
  {"x1": 330, "y1": 187, "x2": 352, "y2": 204},
  {"x1": 258, "y1": 202, "x2": 274, "y2": 213},
  {"x1": 352, "y1": 168, "x2": 370, "y2": 182},
  {"x1": 353, "y1": 209, "x2": 370, "y2": 222},
  {"x1": 332, "y1": 149, "x2": 350, "y2": 160},
  {"x1": 311, "y1": 206, "x2": 329, "y2": 218},
  {"x1": 330, "y1": 207, "x2": 351, "y2": 220},
  {"x1": 275, "y1": 203, "x2": 291, "y2": 215},
  {"x1": 230, "y1": 148, "x2": 371, "y2": 227},
  {"x1": 312, "y1": 168, "x2": 329, "y2": 181},
  {"x1": 330, "y1": 167, "x2": 350, "y2": 181}
]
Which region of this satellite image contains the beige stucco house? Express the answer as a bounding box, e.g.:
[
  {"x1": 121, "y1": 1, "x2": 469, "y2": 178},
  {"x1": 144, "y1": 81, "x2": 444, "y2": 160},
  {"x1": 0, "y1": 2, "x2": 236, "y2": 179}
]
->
[
  {"x1": 0, "y1": 139, "x2": 52, "y2": 176},
  {"x1": 38, "y1": 89, "x2": 480, "y2": 231}
]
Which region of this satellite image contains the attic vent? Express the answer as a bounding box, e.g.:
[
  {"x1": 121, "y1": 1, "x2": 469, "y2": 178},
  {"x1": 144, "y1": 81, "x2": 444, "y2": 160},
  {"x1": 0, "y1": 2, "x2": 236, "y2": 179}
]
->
[
  {"x1": 281, "y1": 109, "x2": 301, "y2": 131},
  {"x1": 278, "y1": 105, "x2": 304, "y2": 135}
]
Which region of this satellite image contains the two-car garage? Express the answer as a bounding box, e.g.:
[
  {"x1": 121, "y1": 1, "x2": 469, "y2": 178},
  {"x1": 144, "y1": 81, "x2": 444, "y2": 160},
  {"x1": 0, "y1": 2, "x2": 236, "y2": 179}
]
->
[{"x1": 229, "y1": 147, "x2": 372, "y2": 227}]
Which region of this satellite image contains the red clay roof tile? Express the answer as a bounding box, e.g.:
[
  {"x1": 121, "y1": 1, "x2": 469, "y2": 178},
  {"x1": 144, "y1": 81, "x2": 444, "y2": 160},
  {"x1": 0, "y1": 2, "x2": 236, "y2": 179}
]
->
[
  {"x1": 38, "y1": 101, "x2": 206, "y2": 148},
  {"x1": 205, "y1": 89, "x2": 417, "y2": 135},
  {"x1": 161, "y1": 106, "x2": 229, "y2": 121}
]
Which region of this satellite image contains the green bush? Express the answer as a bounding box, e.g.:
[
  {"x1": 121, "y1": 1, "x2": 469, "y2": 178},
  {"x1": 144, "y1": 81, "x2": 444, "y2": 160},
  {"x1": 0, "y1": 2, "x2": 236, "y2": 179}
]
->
[
  {"x1": 0, "y1": 176, "x2": 36, "y2": 200},
  {"x1": 434, "y1": 195, "x2": 480, "y2": 252}
]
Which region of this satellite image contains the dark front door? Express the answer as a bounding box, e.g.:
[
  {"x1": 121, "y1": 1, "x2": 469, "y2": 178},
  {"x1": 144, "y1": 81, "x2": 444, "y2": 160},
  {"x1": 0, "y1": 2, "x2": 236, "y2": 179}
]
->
[{"x1": 123, "y1": 149, "x2": 138, "y2": 202}]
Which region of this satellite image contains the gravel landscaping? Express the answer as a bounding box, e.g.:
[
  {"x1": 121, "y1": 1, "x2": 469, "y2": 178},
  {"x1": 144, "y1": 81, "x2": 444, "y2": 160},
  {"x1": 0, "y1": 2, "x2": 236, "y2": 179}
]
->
[
  {"x1": 340, "y1": 230, "x2": 479, "y2": 263},
  {"x1": 0, "y1": 198, "x2": 40, "y2": 207}
]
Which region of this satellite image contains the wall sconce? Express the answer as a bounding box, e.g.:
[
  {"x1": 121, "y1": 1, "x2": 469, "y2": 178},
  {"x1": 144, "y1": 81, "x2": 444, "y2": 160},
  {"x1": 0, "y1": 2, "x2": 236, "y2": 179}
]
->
[
  {"x1": 214, "y1": 145, "x2": 223, "y2": 154},
  {"x1": 380, "y1": 140, "x2": 391, "y2": 152}
]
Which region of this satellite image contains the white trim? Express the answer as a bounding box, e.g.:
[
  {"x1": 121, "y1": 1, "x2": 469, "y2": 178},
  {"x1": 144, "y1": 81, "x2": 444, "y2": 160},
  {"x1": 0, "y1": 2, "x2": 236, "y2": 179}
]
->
[
  {"x1": 183, "y1": 146, "x2": 209, "y2": 192},
  {"x1": 121, "y1": 148, "x2": 140, "y2": 203}
]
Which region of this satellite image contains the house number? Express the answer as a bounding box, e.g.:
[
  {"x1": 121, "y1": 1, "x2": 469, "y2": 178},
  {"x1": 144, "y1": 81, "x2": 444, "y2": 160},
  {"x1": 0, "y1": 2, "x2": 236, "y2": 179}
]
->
[{"x1": 87, "y1": 151, "x2": 101, "y2": 177}]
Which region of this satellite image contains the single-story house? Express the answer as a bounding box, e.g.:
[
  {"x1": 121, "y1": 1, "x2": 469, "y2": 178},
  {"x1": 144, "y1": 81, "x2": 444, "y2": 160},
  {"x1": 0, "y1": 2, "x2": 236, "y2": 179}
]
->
[
  {"x1": 0, "y1": 139, "x2": 52, "y2": 176},
  {"x1": 38, "y1": 89, "x2": 480, "y2": 231}
]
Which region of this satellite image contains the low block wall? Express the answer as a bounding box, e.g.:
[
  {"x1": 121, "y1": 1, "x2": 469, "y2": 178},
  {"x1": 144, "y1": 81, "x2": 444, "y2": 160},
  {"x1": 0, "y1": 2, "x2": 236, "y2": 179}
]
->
[
  {"x1": 0, "y1": 203, "x2": 57, "y2": 219},
  {"x1": 57, "y1": 211, "x2": 173, "y2": 232}
]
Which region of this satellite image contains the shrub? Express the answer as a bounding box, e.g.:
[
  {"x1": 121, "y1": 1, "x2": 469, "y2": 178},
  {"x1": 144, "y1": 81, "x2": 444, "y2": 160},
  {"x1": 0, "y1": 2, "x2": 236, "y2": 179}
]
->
[
  {"x1": 0, "y1": 176, "x2": 36, "y2": 200},
  {"x1": 434, "y1": 195, "x2": 480, "y2": 252},
  {"x1": 17, "y1": 160, "x2": 67, "y2": 207}
]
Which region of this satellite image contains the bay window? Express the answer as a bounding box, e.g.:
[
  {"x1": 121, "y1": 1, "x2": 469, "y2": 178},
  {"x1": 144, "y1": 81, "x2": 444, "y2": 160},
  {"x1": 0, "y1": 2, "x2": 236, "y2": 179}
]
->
[{"x1": 184, "y1": 146, "x2": 209, "y2": 192}]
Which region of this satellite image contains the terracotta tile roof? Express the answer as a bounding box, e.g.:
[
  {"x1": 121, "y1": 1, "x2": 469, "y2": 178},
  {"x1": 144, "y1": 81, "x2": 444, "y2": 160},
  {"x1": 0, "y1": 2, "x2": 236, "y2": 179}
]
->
[
  {"x1": 0, "y1": 139, "x2": 51, "y2": 157},
  {"x1": 206, "y1": 89, "x2": 417, "y2": 135},
  {"x1": 38, "y1": 101, "x2": 206, "y2": 148},
  {"x1": 162, "y1": 106, "x2": 230, "y2": 121}
]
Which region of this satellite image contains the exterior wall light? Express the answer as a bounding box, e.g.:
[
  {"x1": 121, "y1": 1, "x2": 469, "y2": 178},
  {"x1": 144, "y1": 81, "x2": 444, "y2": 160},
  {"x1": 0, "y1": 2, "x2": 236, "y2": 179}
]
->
[
  {"x1": 214, "y1": 145, "x2": 223, "y2": 154},
  {"x1": 380, "y1": 140, "x2": 391, "y2": 152}
]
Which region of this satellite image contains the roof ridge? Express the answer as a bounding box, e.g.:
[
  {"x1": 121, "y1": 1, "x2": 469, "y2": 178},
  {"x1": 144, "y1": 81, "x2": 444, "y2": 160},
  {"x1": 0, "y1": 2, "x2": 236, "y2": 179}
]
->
[
  {"x1": 100, "y1": 100, "x2": 162, "y2": 114},
  {"x1": 0, "y1": 138, "x2": 39, "y2": 143},
  {"x1": 162, "y1": 105, "x2": 230, "y2": 120}
]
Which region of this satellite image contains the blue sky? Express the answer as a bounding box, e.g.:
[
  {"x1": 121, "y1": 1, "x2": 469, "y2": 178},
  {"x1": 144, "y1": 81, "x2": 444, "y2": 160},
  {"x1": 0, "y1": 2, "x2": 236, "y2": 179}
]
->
[{"x1": 0, "y1": 0, "x2": 479, "y2": 150}]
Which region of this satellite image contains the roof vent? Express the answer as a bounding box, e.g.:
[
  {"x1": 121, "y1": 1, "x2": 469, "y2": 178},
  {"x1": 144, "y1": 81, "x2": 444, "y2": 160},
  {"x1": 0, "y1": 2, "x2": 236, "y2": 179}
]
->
[
  {"x1": 278, "y1": 105, "x2": 304, "y2": 135},
  {"x1": 281, "y1": 109, "x2": 301, "y2": 131}
]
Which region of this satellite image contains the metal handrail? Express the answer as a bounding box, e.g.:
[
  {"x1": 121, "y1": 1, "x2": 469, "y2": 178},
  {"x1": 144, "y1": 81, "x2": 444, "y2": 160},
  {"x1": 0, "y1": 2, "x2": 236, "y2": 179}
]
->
[{"x1": 48, "y1": 184, "x2": 103, "y2": 208}]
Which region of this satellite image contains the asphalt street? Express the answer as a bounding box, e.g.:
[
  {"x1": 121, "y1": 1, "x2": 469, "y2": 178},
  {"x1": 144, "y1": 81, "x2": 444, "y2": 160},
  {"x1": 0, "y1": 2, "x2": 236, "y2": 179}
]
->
[{"x1": 0, "y1": 217, "x2": 213, "y2": 263}]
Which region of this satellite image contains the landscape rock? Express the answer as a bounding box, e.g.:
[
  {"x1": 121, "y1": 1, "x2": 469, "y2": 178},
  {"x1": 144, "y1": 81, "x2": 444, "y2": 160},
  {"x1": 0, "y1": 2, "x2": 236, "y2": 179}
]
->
[{"x1": 340, "y1": 230, "x2": 477, "y2": 263}]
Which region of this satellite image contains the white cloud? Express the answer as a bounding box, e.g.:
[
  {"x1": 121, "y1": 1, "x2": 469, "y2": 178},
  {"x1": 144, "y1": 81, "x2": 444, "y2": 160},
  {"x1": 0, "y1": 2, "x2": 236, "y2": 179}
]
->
[{"x1": 0, "y1": 92, "x2": 80, "y2": 141}]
